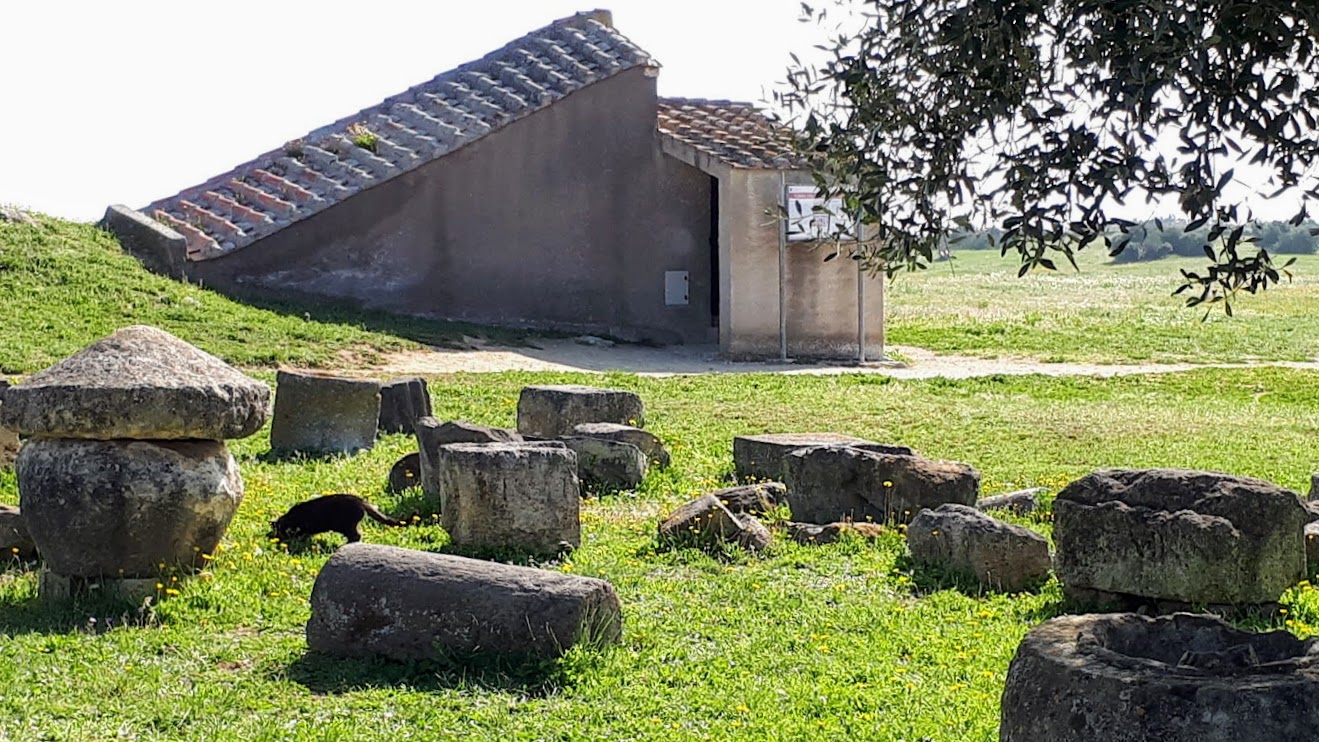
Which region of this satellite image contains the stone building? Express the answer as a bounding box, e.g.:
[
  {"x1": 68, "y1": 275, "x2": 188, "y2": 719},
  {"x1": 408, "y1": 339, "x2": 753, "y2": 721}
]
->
[{"x1": 106, "y1": 9, "x2": 883, "y2": 359}]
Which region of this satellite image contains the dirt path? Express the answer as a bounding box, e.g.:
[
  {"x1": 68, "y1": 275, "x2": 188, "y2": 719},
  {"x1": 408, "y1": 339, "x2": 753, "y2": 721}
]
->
[{"x1": 353, "y1": 337, "x2": 1319, "y2": 379}]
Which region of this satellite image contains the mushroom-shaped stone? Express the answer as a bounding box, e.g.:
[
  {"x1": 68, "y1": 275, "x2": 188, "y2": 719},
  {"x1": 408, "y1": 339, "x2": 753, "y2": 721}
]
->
[
  {"x1": 0, "y1": 325, "x2": 270, "y2": 440},
  {"x1": 437, "y1": 441, "x2": 580, "y2": 554},
  {"x1": 1053, "y1": 468, "x2": 1307, "y2": 607},
  {"x1": 516, "y1": 385, "x2": 644, "y2": 438},
  {"x1": 906, "y1": 504, "x2": 1051, "y2": 592},
  {"x1": 307, "y1": 544, "x2": 623, "y2": 662},
  {"x1": 16, "y1": 438, "x2": 242, "y2": 576},
  {"x1": 1001, "y1": 612, "x2": 1319, "y2": 742},
  {"x1": 269, "y1": 370, "x2": 381, "y2": 455}
]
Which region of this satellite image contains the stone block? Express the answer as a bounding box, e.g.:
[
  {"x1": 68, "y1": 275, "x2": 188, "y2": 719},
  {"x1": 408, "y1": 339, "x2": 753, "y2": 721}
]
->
[
  {"x1": 785, "y1": 520, "x2": 886, "y2": 545},
  {"x1": 0, "y1": 325, "x2": 270, "y2": 440},
  {"x1": 783, "y1": 445, "x2": 979, "y2": 525},
  {"x1": 707, "y1": 482, "x2": 786, "y2": 516},
  {"x1": 270, "y1": 370, "x2": 380, "y2": 455},
  {"x1": 906, "y1": 504, "x2": 1051, "y2": 592},
  {"x1": 415, "y1": 418, "x2": 522, "y2": 505},
  {"x1": 516, "y1": 385, "x2": 644, "y2": 438},
  {"x1": 1053, "y1": 468, "x2": 1307, "y2": 606},
  {"x1": 732, "y1": 433, "x2": 906, "y2": 482},
  {"x1": 559, "y1": 436, "x2": 646, "y2": 490},
  {"x1": 437, "y1": 441, "x2": 580, "y2": 554},
  {"x1": 387, "y1": 452, "x2": 421, "y2": 494},
  {"x1": 658, "y1": 494, "x2": 772, "y2": 552},
  {"x1": 571, "y1": 422, "x2": 670, "y2": 468},
  {"x1": 100, "y1": 204, "x2": 188, "y2": 280},
  {"x1": 0, "y1": 504, "x2": 35, "y2": 559},
  {"x1": 17, "y1": 438, "x2": 242, "y2": 578},
  {"x1": 975, "y1": 487, "x2": 1044, "y2": 516},
  {"x1": 377, "y1": 377, "x2": 432, "y2": 435},
  {"x1": 307, "y1": 544, "x2": 622, "y2": 661},
  {"x1": 0, "y1": 379, "x2": 15, "y2": 468}
]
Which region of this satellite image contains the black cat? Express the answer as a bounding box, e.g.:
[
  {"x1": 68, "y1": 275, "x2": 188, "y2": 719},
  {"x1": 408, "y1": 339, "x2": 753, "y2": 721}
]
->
[{"x1": 268, "y1": 494, "x2": 407, "y2": 543}]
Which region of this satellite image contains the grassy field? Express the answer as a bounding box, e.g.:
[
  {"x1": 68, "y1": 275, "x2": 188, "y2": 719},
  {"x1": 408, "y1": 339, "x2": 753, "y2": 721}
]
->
[
  {"x1": 886, "y1": 247, "x2": 1319, "y2": 364},
  {"x1": 4, "y1": 215, "x2": 1319, "y2": 740},
  {"x1": 0, "y1": 217, "x2": 533, "y2": 375}
]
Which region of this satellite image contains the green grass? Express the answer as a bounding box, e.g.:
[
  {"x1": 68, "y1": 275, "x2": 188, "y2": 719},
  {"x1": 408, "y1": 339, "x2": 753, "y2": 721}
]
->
[
  {"x1": 0, "y1": 216, "x2": 534, "y2": 375},
  {"x1": 886, "y1": 248, "x2": 1319, "y2": 364},
  {"x1": 6, "y1": 215, "x2": 1319, "y2": 739},
  {"x1": 5, "y1": 368, "x2": 1319, "y2": 740}
]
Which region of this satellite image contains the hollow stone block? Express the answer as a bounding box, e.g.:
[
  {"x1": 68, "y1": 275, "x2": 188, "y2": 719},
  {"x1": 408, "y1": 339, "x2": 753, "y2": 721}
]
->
[{"x1": 1002, "y1": 612, "x2": 1319, "y2": 742}]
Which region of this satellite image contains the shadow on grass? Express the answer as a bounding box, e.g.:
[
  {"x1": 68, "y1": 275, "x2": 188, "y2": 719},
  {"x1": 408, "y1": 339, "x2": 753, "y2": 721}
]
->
[
  {"x1": 255, "y1": 449, "x2": 365, "y2": 466},
  {"x1": 896, "y1": 553, "x2": 1057, "y2": 608},
  {"x1": 0, "y1": 585, "x2": 162, "y2": 636},
  {"x1": 283, "y1": 649, "x2": 583, "y2": 696},
  {"x1": 386, "y1": 487, "x2": 439, "y2": 524}
]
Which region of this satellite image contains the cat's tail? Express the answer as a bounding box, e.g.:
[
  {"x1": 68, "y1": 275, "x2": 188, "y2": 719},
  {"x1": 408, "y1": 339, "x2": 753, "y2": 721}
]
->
[{"x1": 362, "y1": 501, "x2": 409, "y2": 527}]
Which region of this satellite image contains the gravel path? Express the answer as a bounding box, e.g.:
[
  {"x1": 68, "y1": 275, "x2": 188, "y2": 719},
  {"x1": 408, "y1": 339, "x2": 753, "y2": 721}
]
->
[{"x1": 355, "y1": 338, "x2": 1319, "y2": 379}]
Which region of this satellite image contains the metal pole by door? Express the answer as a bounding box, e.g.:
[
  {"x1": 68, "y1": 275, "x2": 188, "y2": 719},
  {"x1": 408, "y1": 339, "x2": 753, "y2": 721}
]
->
[
  {"x1": 778, "y1": 172, "x2": 789, "y2": 362},
  {"x1": 857, "y1": 259, "x2": 866, "y2": 363},
  {"x1": 856, "y1": 208, "x2": 866, "y2": 363}
]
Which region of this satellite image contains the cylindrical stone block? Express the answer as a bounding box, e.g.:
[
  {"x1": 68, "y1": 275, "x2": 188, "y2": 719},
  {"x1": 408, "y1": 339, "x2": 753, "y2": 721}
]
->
[
  {"x1": 438, "y1": 441, "x2": 580, "y2": 554},
  {"x1": 307, "y1": 543, "x2": 623, "y2": 661},
  {"x1": 270, "y1": 370, "x2": 381, "y2": 455},
  {"x1": 17, "y1": 438, "x2": 243, "y2": 577}
]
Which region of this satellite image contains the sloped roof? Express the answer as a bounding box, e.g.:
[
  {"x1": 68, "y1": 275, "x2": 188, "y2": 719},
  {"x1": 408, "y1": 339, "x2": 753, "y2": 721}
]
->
[
  {"x1": 143, "y1": 10, "x2": 654, "y2": 260},
  {"x1": 657, "y1": 98, "x2": 806, "y2": 171}
]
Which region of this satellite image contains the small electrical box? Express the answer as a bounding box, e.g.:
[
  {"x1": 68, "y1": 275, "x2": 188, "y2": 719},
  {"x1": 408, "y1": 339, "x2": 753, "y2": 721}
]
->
[{"x1": 664, "y1": 271, "x2": 689, "y2": 306}]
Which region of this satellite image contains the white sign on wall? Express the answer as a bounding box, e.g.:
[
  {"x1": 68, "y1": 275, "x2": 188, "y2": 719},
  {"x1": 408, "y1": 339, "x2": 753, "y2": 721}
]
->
[{"x1": 785, "y1": 185, "x2": 854, "y2": 242}]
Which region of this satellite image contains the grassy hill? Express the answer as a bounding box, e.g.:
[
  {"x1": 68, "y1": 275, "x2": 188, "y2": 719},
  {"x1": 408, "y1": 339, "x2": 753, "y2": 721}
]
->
[{"x1": 0, "y1": 215, "x2": 517, "y2": 375}]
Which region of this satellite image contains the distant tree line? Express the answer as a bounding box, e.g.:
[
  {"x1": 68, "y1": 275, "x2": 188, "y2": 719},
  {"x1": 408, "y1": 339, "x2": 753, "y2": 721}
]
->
[{"x1": 950, "y1": 222, "x2": 1318, "y2": 264}]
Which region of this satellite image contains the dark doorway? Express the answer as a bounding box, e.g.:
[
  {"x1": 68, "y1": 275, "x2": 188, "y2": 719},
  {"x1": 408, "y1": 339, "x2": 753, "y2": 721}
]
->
[{"x1": 708, "y1": 175, "x2": 720, "y2": 328}]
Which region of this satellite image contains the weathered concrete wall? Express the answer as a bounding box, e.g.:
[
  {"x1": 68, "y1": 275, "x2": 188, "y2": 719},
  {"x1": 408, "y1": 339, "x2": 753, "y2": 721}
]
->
[
  {"x1": 719, "y1": 169, "x2": 885, "y2": 359},
  {"x1": 184, "y1": 67, "x2": 714, "y2": 345},
  {"x1": 644, "y1": 154, "x2": 715, "y2": 343}
]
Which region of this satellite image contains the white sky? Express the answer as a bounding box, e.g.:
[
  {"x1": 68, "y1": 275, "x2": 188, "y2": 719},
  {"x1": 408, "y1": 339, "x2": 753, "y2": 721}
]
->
[
  {"x1": 0, "y1": 1, "x2": 824, "y2": 221},
  {"x1": 0, "y1": 1, "x2": 1302, "y2": 224}
]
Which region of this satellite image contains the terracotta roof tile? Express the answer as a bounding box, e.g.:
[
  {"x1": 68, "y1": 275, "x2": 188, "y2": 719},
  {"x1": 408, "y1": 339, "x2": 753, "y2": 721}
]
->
[
  {"x1": 144, "y1": 11, "x2": 654, "y2": 260},
  {"x1": 657, "y1": 98, "x2": 806, "y2": 170}
]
